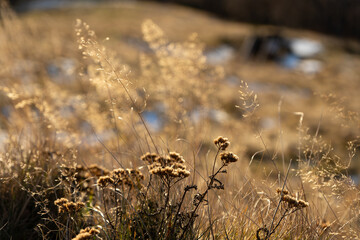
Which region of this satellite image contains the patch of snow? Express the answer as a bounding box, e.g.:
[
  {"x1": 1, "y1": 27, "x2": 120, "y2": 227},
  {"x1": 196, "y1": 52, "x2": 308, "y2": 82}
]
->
[
  {"x1": 206, "y1": 44, "x2": 235, "y2": 65},
  {"x1": 290, "y1": 38, "x2": 323, "y2": 58},
  {"x1": 190, "y1": 107, "x2": 228, "y2": 124}
]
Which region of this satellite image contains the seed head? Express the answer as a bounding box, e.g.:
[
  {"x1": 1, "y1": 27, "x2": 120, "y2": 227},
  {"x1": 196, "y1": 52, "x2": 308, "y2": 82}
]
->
[
  {"x1": 97, "y1": 176, "x2": 114, "y2": 187},
  {"x1": 220, "y1": 152, "x2": 239, "y2": 165},
  {"x1": 72, "y1": 227, "x2": 100, "y2": 240},
  {"x1": 141, "y1": 152, "x2": 159, "y2": 164},
  {"x1": 72, "y1": 232, "x2": 92, "y2": 240},
  {"x1": 54, "y1": 198, "x2": 68, "y2": 206},
  {"x1": 147, "y1": 152, "x2": 190, "y2": 178},
  {"x1": 276, "y1": 188, "x2": 289, "y2": 195},
  {"x1": 54, "y1": 198, "x2": 85, "y2": 213},
  {"x1": 281, "y1": 195, "x2": 309, "y2": 209},
  {"x1": 298, "y1": 199, "x2": 309, "y2": 208},
  {"x1": 214, "y1": 136, "x2": 230, "y2": 150},
  {"x1": 169, "y1": 152, "x2": 185, "y2": 163},
  {"x1": 110, "y1": 168, "x2": 144, "y2": 187},
  {"x1": 54, "y1": 198, "x2": 69, "y2": 213}
]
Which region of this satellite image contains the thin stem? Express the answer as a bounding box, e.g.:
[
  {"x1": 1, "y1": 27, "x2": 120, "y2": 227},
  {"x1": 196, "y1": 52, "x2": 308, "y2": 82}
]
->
[
  {"x1": 66, "y1": 214, "x2": 70, "y2": 240},
  {"x1": 114, "y1": 184, "x2": 118, "y2": 239},
  {"x1": 321, "y1": 191, "x2": 339, "y2": 222},
  {"x1": 267, "y1": 158, "x2": 292, "y2": 239},
  {"x1": 168, "y1": 186, "x2": 192, "y2": 238},
  {"x1": 255, "y1": 128, "x2": 280, "y2": 174},
  {"x1": 158, "y1": 177, "x2": 172, "y2": 235},
  {"x1": 206, "y1": 194, "x2": 215, "y2": 240},
  {"x1": 101, "y1": 187, "x2": 116, "y2": 235},
  {"x1": 105, "y1": 83, "x2": 121, "y2": 154},
  {"x1": 180, "y1": 164, "x2": 226, "y2": 239},
  {"x1": 269, "y1": 208, "x2": 301, "y2": 238},
  {"x1": 212, "y1": 148, "x2": 221, "y2": 176},
  {"x1": 278, "y1": 98, "x2": 286, "y2": 175},
  {"x1": 104, "y1": 58, "x2": 159, "y2": 154}
]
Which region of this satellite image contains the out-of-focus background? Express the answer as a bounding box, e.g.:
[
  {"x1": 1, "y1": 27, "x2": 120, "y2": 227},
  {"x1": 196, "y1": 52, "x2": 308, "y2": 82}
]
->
[{"x1": 5, "y1": 0, "x2": 359, "y2": 174}]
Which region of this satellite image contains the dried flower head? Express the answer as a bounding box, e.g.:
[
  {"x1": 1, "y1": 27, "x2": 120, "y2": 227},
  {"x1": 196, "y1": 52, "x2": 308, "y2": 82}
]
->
[
  {"x1": 72, "y1": 227, "x2": 100, "y2": 240},
  {"x1": 297, "y1": 199, "x2": 309, "y2": 208},
  {"x1": 214, "y1": 136, "x2": 230, "y2": 150},
  {"x1": 276, "y1": 188, "x2": 289, "y2": 195},
  {"x1": 110, "y1": 168, "x2": 144, "y2": 188},
  {"x1": 145, "y1": 152, "x2": 190, "y2": 178},
  {"x1": 281, "y1": 195, "x2": 309, "y2": 209},
  {"x1": 54, "y1": 198, "x2": 68, "y2": 206},
  {"x1": 220, "y1": 152, "x2": 238, "y2": 165},
  {"x1": 72, "y1": 232, "x2": 92, "y2": 240},
  {"x1": 169, "y1": 152, "x2": 185, "y2": 163},
  {"x1": 54, "y1": 198, "x2": 69, "y2": 213},
  {"x1": 97, "y1": 176, "x2": 114, "y2": 187},
  {"x1": 141, "y1": 152, "x2": 159, "y2": 164},
  {"x1": 54, "y1": 198, "x2": 85, "y2": 214}
]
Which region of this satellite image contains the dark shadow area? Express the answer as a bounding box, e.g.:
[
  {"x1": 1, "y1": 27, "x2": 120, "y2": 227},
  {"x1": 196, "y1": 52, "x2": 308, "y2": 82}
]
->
[
  {"x1": 7, "y1": 0, "x2": 360, "y2": 40},
  {"x1": 148, "y1": 0, "x2": 360, "y2": 40}
]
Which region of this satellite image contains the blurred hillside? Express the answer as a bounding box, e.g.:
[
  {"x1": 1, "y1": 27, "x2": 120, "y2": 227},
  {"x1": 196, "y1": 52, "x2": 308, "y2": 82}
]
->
[
  {"x1": 2, "y1": 0, "x2": 359, "y2": 171},
  {"x1": 152, "y1": 0, "x2": 360, "y2": 40},
  {"x1": 12, "y1": 0, "x2": 360, "y2": 40}
]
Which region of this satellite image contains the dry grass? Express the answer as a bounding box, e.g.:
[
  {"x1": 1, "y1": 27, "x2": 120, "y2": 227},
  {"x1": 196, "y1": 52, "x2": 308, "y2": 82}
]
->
[{"x1": 0, "y1": 1, "x2": 359, "y2": 239}]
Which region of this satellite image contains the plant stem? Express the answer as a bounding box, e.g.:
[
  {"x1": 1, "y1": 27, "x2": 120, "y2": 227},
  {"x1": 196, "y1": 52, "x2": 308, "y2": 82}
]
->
[
  {"x1": 168, "y1": 186, "x2": 191, "y2": 238},
  {"x1": 158, "y1": 177, "x2": 171, "y2": 236},
  {"x1": 180, "y1": 164, "x2": 225, "y2": 239}
]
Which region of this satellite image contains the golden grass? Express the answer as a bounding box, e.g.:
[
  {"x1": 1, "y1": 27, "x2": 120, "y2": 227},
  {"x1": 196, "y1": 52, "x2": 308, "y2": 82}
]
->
[{"x1": 0, "y1": 1, "x2": 359, "y2": 239}]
